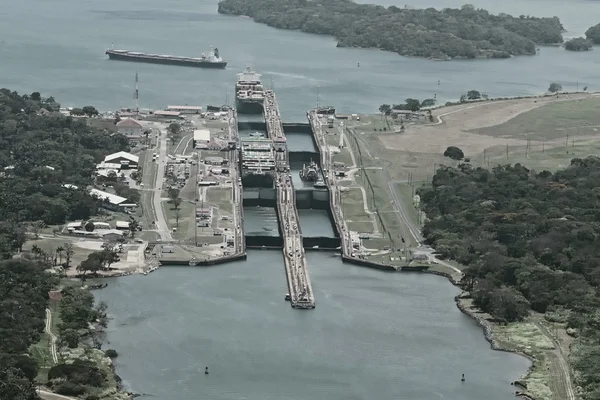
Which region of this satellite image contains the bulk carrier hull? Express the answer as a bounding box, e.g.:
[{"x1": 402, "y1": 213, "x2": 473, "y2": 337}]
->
[{"x1": 106, "y1": 50, "x2": 227, "y2": 69}]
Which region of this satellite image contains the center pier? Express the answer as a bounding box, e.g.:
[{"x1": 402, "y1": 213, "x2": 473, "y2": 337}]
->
[{"x1": 265, "y1": 90, "x2": 316, "y2": 309}]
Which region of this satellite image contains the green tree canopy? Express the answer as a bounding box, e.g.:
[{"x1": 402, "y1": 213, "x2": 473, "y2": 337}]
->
[{"x1": 218, "y1": 0, "x2": 564, "y2": 60}]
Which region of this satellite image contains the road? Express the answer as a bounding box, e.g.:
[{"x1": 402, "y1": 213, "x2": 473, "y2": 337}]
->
[
  {"x1": 152, "y1": 126, "x2": 173, "y2": 241},
  {"x1": 534, "y1": 321, "x2": 576, "y2": 400},
  {"x1": 45, "y1": 308, "x2": 58, "y2": 364}
]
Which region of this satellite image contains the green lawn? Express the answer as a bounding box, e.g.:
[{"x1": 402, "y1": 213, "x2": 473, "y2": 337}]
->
[
  {"x1": 472, "y1": 97, "x2": 600, "y2": 140},
  {"x1": 163, "y1": 200, "x2": 195, "y2": 240}
]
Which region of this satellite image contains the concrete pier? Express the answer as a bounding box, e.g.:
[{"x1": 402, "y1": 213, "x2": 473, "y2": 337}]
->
[
  {"x1": 308, "y1": 110, "x2": 353, "y2": 258},
  {"x1": 228, "y1": 110, "x2": 246, "y2": 255},
  {"x1": 265, "y1": 90, "x2": 315, "y2": 309}
]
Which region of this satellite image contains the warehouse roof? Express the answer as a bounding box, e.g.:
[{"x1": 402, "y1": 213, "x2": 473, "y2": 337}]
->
[
  {"x1": 104, "y1": 151, "x2": 139, "y2": 164},
  {"x1": 90, "y1": 188, "x2": 128, "y2": 205}
]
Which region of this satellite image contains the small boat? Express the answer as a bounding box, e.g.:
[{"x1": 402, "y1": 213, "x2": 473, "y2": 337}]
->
[
  {"x1": 285, "y1": 293, "x2": 291, "y2": 301},
  {"x1": 300, "y1": 160, "x2": 320, "y2": 182}
]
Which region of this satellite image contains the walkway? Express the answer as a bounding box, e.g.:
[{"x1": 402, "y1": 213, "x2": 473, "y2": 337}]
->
[{"x1": 45, "y1": 308, "x2": 58, "y2": 364}]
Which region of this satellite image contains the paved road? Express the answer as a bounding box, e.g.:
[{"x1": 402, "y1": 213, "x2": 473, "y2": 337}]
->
[{"x1": 153, "y1": 127, "x2": 173, "y2": 241}]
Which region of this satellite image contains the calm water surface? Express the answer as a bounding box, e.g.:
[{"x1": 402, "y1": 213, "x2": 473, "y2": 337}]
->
[
  {"x1": 1, "y1": 0, "x2": 599, "y2": 119},
  {"x1": 95, "y1": 251, "x2": 530, "y2": 400}
]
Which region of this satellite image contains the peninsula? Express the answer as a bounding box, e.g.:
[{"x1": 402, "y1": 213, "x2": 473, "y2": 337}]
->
[{"x1": 217, "y1": 0, "x2": 564, "y2": 60}]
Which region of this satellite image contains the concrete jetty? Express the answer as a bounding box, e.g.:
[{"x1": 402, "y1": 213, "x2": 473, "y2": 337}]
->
[
  {"x1": 228, "y1": 109, "x2": 246, "y2": 255},
  {"x1": 308, "y1": 110, "x2": 353, "y2": 258},
  {"x1": 265, "y1": 90, "x2": 315, "y2": 309}
]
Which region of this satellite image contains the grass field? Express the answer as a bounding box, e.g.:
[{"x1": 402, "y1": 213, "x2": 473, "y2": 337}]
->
[
  {"x1": 162, "y1": 200, "x2": 194, "y2": 240},
  {"x1": 471, "y1": 97, "x2": 600, "y2": 140},
  {"x1": 206, "y1": 187, "x2": 233, "y2": 212}
]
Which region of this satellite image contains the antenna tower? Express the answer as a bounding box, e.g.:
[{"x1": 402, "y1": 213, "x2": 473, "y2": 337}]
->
[{"x1": 135, "y1": 72, "x2": 139, "y2": 118}]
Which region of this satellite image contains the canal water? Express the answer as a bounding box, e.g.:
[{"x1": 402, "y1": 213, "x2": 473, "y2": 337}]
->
[
  {"x1": 4, "y1": 0, "x2": 593, "y2": 396},
  {"x1": 1, "y1": 0, "x2": 599, "y2": 120},
  {"x1": 95, "y1": 251, "x2": 530, "y2": 400}
]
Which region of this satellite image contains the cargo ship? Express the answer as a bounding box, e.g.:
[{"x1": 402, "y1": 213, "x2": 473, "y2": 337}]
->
[
  {"x1": 299, "y1": 160, "x2": 320, "y2": 182},
  {"x1": 105, "y1": 46, "x2": 227, "y2": 69},
  {"x1": 236, "y1": 67, "x2": 264, "y2": 114}
]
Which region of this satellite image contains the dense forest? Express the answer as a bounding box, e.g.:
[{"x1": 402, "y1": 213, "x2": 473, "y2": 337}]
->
[
  {"x1": 0, "y1": 90, "x2": 128, "y2": 398},
  {"x1": 0, "y1": 259, "x2": 57, "y2": 400},
  {"x1": 0, "y1": 89, "x2": 129, "y2": 257},
  {"x1": 419, "y1": 158, "x2": 600, "y2": 399},
  {"x1": 218, "y1": 0, "x2": 564, "y2": 60}
]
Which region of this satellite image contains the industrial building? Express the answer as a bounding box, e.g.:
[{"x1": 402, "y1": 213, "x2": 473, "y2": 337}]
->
[
  {"x1": 90, "y1": 188, "x2": 135, "y2": 211},
  {"x1": 116, "y1": 118, "x2": 144, "y2": 139},
  {"x1": 103, "y1": 152, "x2": 139, "y2": 169},
  {"x1": 167, "y1": 105, "x2": 203, "y2": 114},
  {"x1": 193, "y1": 129, "x2": 211, "y2": 149}
]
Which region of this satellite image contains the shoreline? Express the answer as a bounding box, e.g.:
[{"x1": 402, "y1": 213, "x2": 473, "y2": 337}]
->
[{"x1": 417, "y1": 266, "x2": 547, "y2": 400}]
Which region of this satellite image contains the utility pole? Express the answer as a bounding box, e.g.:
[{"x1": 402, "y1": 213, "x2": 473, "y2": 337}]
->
[
  {"x1": 135, "y1": 72, "x2": 139, "y2": 118},
  {"x1": 506, "y1": 143, "x2": 508, "y2": 160},
  {"x1": 194, "y1": 153, "x2": 198, "y2": 247}
]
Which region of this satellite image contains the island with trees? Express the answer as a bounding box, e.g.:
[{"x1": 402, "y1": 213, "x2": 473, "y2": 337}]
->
[
  {"x1": 218, "y1": 0, "x2": 564, "y2": 60},
  {"x1": 585, "y1": 22, "x2": 600, "y2": 44},
  {"x1": 564, "y1": 37, "x2": 593, "y2": 51},
  {"x1": 418, "y1": 157, "x2": 600, "y2": 400},
  {"x1": 0, "y1": 89, "x2": 131, "y2": 399}
]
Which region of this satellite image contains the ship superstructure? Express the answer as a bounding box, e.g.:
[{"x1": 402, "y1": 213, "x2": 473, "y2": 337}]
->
[
  {"x1": 236, "y1": 67, "x2": 264, "y2": 114},
  {"x1": 299, "y1": 160, "x2": 320, "y2": 182},
  {"x1": 105, "y1": 46, "x2": 227, "y2": 69}
]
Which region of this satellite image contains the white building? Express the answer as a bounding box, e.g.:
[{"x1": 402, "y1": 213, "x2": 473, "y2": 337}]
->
[
  {"x1": 104, "y1": 152, "x2": 139, "y2": 169},
  {"x1": 116, "y1": 118, "x2": 144, "y2": 139},
  {"x1": 115, "y1": 220, "x2": 131, "y2": 230},
  {"x1": 90, "y1": 188, "x2": 129, "y2": 211},
  {"x1": 167, "y1": 105, "x2": 203, "y2": 114},
  {"x1": 193, "y1": 129, "x2": 211, "y2": 149}
]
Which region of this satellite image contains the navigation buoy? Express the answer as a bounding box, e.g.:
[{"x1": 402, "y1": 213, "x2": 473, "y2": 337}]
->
[
  {"x1": 461, "y1": 373, "x2": 465, "y2": 382},
  {"x1": 205, "y1": 367, "x2": 209, "y2": 375}
]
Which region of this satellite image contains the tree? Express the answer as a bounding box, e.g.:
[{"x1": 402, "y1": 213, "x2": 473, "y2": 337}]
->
[
  {"x1": 30, "y1": 220, "x2": 46, "y2": 239},
  {"x1": 175, "y1": 207, "x2": 181, "y2": 228},
  {"x1": 30, "y1": 92, "x2": 41, "y2": 101},
  {"x1": 420, "y1": 98, "x2": 436, "y2": 108},
  {"x1": 378, "y1": 104, "x2": 391, "y2": 116},
  {"x1": 64, "y1": 242, "x2": 74, "y2": 269},
  {"x1": 548, "y1": 82, "x2": 562, "y2": 93},
  {"x1": 173, "y1": 197, "x2": 182, "y2": 211},
  {"x1": 81, "y1": 106, "x2": 99, "y2": 117},
  {"x1": 129, "y1": 219, "x2": 140, "y2": 239},
  {"x1": 443, "y1": 146, "x2": 464, "y2": 160},
  {"x1": 55, "y1": 246, "x2": 65, "y2": 266},
  {"x1": 168, "y1": 123, "x2": 181, "y2": 136},
  {"x1": 168, "y1": 188, "x2": 182, "y2": 210},
  {"x1": 466, "y1": 90, "x2": 481, "y2": 100},
  {"x1": 405, "y1": 98, "x2": 421, "y2": 112},
  {"x1": 84, "y1": 221, "x2": 95, "y2": 232}
]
